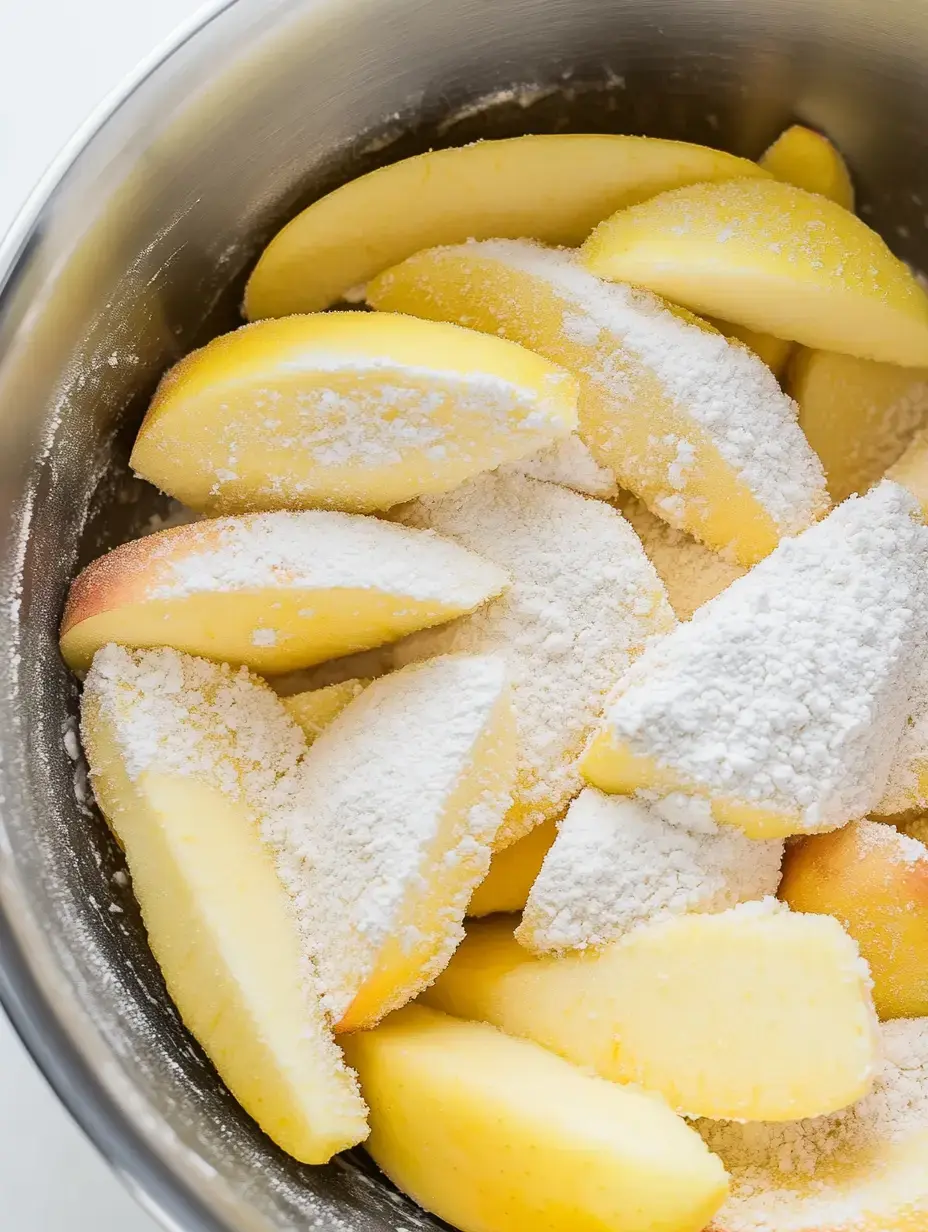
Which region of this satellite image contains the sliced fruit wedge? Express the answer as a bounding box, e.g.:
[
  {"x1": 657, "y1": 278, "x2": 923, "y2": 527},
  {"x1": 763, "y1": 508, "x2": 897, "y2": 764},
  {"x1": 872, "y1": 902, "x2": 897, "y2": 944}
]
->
[
  {"x1": 792, "y1": 350, "x2": 928, "y2": 503},
  {"x1": 370, "y1": 239, "x2": 827, "y2": 564},
  {"x1": 759, "y1": 123, "x2": 855, "y2": 210},
  {"x1": 781, "y1": 819, "x2": 928, "y2": 1019},
  {"x1": 583, "y1": 481, "x2": 928, "y2": 838},
  {"x1": 886, "y1": 423, "x2": 928, "y2": 517},
  {"x1": 582, "y1": 178, "x2": 928, "y2": 365},
  {"x1": 130, "y1": 312, "x2": 578, "y2": 515},
  {"x1": 342, "y1": 1004, "x2": 729, "y2": 1232},
  {"x1": 467, "y1": 817, "x2": 557, "y2": 918},
  {"x1": 614, "y1": 492, "x2": 745, "y2": 620},
  {"x1": 274, "y1": 653, "x2": 516, "y2": 1033},
  {"x1": 394, "y1": 471, "x2": 676, "y2": 848},
  {"x1": 517, "y1": 788, "x2": 783, "y2": 954},
  {"x1": 244, "y1": 133, "x2": 769, "y2": 317},
  {"x1": 281, "y1": 678, "x2": 370, "y2": 743},
  {"x1": 60, "y1": 511, "x2": 509, "y2": 675},
  {"x1": 424, "y1": 905, "x2": 880, "y2": 1122},
  {"x1": 81, "y1": 645, "x2": 368, "y2": 1163},
  {"x1": 701, "y1": 1019, "x2": 928, "y2": 1232}
]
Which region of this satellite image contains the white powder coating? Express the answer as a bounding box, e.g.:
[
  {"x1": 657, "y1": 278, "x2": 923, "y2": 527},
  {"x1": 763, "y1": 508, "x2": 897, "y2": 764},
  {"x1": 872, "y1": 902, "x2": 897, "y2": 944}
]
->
[
  {"x1": 406, "y1": 238, "x2": 826, "y2": 536},
  {"x1": 263, "y1": 653, "x2": 514, "y2": 1022},
  {"x1": 597, "y1": 481, "x2": 928, "y2": 832},
  {"x1": 700, "y1": 1019, "x2": 928, "y2": 1232},
  {"x1": 394, "y1": 471, "x2": 676, "y2": 847},
  {"x1": 517, "y1": 787, "x2": 784, "y2": 953},
  {"x1": 502, "y1": 434, "x2": 618, "y2": 497},
  {"x1": 853, "y1": 817, "x2": 928, "y2": 866},
  {"x1": 615, "y1": 491, "x2": 746, "y2": 619},
  {"x1": 878, "y1": 652, "x2": 928, "y2": 814},
  {"x1": 80, "y1": 645, "x2": 362, "y2": 1087},
  {"x1": 138, "y1": 509, "x2": 510, "y2": 606}
]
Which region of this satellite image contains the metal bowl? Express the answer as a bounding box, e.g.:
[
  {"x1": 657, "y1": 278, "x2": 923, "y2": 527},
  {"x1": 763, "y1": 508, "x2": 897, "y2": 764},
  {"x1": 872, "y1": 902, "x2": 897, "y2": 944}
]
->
[{"x1": 1, "y1": 0, "x2": 927, "y2": 1227}]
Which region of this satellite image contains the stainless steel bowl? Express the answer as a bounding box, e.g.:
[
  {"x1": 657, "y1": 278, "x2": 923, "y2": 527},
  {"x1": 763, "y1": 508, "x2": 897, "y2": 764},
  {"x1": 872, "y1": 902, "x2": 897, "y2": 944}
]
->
[{"x1": 1, "y1": 0, "x2": 927, "y2": 1227}]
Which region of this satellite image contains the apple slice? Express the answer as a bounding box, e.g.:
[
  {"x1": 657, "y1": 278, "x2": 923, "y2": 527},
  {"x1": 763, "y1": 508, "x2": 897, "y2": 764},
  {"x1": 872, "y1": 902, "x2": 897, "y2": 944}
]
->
[
  {"x1": 130, "y1": 312, "x2": 578, "y2": 515},
  {"x1": 274, "y1": 653, "x2": 516, "y2": 1033},
  {"x1": 370, "y1": 239, "x2": 827, "y2": 565},
  {"x1": 282, "y1": 678, "x2": 369, "y2": 743},
  {"x1": 760, "y1": 124, "x2": 855, "y2": 210},
  {"x1": 701, "y1": 1018, "x2": 928, "y2": 1232},
  {"x1": 60, "y1": 511, "x2": 509, "y2": 675},
  {"x1": 243, "y1": 133, "x2": 768, "y2": 318},
  {"x1": 780, "y1": 819, "x2": 928, "y2": 1019},
  {"x1": 517, "y1": 788, "x2": 784, "y2": 954},
  {"x1": 425, "y1": 904, "x2": 880, "y2": 1122},
  {"x1": 614, "y1": 492, "x2": 746, "y2": 620},
  {"x1": 394, "y1": 470, "x2": 676, "y2": 848},
  {"x1": 342, "y1": 1004, "x2": 729, "y2": 1232},
  {"x1": 467, "y1": 817, "x2": 557, "y2": 918},
  {"x1": 583, "y1": 481, "x2": 928, "y2": 838},
  {"x1": 81, "y1": 644, "x2": 368, "y2": 1163},
  {"x1": 582, "y1": 179, "x2": 928, "y2": 365},
  {"x1": 791, "y1": 350, "x2": 928, "y2": 503}
]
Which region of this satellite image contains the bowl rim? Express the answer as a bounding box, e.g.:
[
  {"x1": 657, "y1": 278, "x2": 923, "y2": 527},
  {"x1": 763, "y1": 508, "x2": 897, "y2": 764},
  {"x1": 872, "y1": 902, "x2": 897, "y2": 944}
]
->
[{"x1": 0, "y1": 5, "x2": 265, "y2": 1230}]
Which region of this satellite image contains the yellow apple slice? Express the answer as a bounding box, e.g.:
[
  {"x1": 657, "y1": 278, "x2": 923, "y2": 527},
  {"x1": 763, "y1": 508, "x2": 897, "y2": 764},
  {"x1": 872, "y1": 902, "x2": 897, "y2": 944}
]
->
[
  {"x1": 614, "y1": 492, "x2": 746, "y2": 619},
  {"x1": 701, "y1": 1018, "x2": 928, "y2": 1232},
  {"x1": 791, "y1": 350, "x2": 928, "y2": 503},
  {"x1": 81, "y1": 644, "x2": 368, "y2": 1163},
  {"x1": 467, "y1": 817, "x2": 557, "y2": 918},
  {"x1": 760, "y1": 124, "x2": 855, "y2": 210},
  {"x1": 394, "y1": 471, "x2": 676, "y2": 848},
  {"x1": 281, "y1": 678, "x2": 370, "y2": 743},
  {"x1": 370, "y1": 239, "x2": 827, "y2": 565},
  {"x1": 275, "y1": 653, "x2": 516, "y2": 1033},
  {"x1": 244, "y1": 134, "x2": 769, "y2": 318},
  {"x1": 583, "y1": 481, "x2": 928, "y2": 838},
  {"x1": 517, "y1": 788, "x2": 784, "y2": 954},
  {"x1": 342, "y1": 1003, "x2": 729, "y2": 1232},
  {"x1": 780, "y1": 819, "x2": 928, "y2": 1019},
  {"x1": 425, "y1": 904, "x2": 880, "y2": 1122},
  {"x1": 130, "y1": 312, "x2": 578, "y2": 515},
  {"x1": 60, "y1": 511, "x2": 509, "y2": 675},
  {"x1": 582, "y1": 178, "x2": 928, "y2": 365}
]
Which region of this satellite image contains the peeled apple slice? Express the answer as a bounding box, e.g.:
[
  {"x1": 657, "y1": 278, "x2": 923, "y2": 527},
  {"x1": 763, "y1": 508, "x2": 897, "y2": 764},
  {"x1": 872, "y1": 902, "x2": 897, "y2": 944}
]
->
[
  {"x1": 759, "y1": 123, "x2": 855, "y2": 210},
  {"x1": 130, "y1": 312, "x2": 578, "y2": 515},
  {"x1": 582, "y1": 178, "x2": 928, "y2": 366},
  {"x1": 583, "y1": 482, "x2": 928, "y2": 838},
  {"x1": 425, "y1": 905, "x2": 880, "y2": 1122},
  {"x1": 467, "y1": 817, "x2": 557, "y2": 918},
  {"x1": 791, "y1": 350, "x2": 928, "y2": 503},
  {"x1": 281, "y1": 678, "x2": 370, "y2": 743},
  {"x1": 81, "y1": 645, "x2": 368, "y2": 1163},
  {"x1": 59, "y1": 511, "x2": 509, "y2": 675},
  {"x1": 342, "y1": 1004, "x2": 730, "y2": 1232},
  {"x1": 243, "y1": 133, "x2": 769, "y2": 318},
  {"x1": 275, "y1": 653, "x2": 517, "y2": 1033},
  {"x1": 371, "y1": 240, "x2": 826, "y2": 564}
]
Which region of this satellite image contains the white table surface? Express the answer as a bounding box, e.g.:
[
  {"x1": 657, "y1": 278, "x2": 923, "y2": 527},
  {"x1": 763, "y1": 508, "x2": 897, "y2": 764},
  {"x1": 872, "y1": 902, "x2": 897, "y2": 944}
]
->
[{"x1": 1, "y1": 4, "x2": 214, "y2": 1226}]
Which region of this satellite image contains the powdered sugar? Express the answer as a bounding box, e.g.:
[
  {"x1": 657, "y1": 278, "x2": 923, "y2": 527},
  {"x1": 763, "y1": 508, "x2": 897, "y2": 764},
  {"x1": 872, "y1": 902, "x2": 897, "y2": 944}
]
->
[
  {"x1": 853, "y1": 817, "x2": 928, "y2": 866},
  {"x1": 878, "y1": 650, "x2": 928, "y2": 814},
  {"x1": 615, "y1": 491, "x2": 745, "y2": 619},
  {"x1": 394, "y1": 471, "x2": 676, "y2": 847},
  {"x1": 596, "y1": 481, "x2": 928, "y2": 832},
  {"x1": 263, "y1": 653, "x2": 514, "y2": 1023},
  {"x1": 389, "y1": 238, "x2": 826, "y2": 538},
  {"x1": 517, "y1": 787, "x2": 783, "y2": 953},
  {"x1": 701, "y1": 1018, "x2": 928, "y2": 1231},
  {"x1": 502, "y1": 434, "x2": 618, "y2": 496}
]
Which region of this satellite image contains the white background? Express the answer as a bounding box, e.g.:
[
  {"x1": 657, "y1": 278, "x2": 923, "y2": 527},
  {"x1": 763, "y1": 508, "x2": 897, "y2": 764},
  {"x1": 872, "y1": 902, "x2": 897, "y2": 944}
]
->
[{"x1": 1, "y1": 4, "x2": 212, "y2": 1226}]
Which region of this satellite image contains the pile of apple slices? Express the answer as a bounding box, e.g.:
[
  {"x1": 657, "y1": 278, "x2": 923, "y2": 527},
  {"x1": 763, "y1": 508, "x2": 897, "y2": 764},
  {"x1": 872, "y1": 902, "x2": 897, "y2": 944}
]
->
[{"x1": 62, "y1": 120, "x2": 928, "y2": 1232}]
